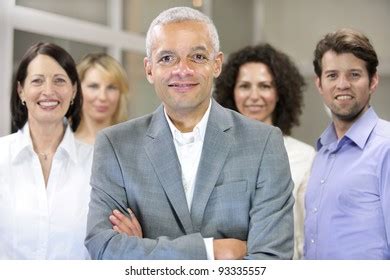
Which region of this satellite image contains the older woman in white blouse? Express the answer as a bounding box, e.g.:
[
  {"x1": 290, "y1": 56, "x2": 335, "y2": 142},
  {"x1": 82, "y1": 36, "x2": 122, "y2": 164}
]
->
[{"x1": 0, "y1": 42, "x2": 93, "y2": 259}]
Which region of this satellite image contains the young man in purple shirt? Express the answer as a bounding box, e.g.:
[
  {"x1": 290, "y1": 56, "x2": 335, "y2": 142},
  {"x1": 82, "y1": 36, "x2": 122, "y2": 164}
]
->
[{"x1": 304, "y1": 28, "x2": 390, "y2": 259}]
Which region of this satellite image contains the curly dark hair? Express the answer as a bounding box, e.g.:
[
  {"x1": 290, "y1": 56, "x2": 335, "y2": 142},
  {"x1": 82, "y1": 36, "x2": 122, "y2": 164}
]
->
[
  {"x1": 11, "y1": 42, "x2": 82, "y2": 132},
  {"x1": 214, "y1": 43, "x2": 305, "y2": 135}
]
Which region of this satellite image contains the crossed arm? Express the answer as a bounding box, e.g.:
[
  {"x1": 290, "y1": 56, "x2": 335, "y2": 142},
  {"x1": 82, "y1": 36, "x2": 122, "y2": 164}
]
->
[
  {"x1": 109, "y1": 208, "x2": 247, "y2": 260},
  {"x1": 88, "y1": 127, "x2": 293, "y2": 259}
]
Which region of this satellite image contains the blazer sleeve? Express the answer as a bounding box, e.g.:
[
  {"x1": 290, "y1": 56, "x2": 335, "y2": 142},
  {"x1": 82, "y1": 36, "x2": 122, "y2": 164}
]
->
[
  {"x1": 245, "y1": 127, "x2": 295, "y2": 259},
  {"x1": 85, "y1": 131, "x2": 207, "y2": 260}
]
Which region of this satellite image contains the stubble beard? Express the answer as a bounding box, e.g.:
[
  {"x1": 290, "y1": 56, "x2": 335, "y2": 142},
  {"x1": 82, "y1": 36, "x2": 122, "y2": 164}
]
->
[{"x1": 329, "y1": 101, "x2": 368, "y2": 122}]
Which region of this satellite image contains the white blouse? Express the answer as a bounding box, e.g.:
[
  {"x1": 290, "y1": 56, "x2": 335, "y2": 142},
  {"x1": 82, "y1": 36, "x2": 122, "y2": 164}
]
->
[
  {"x1": 283, "y1": 136, "x2": 316, "y2": 260},
  {"x1": 0, "y1": 123, "x2": 93, "y2": 259}
]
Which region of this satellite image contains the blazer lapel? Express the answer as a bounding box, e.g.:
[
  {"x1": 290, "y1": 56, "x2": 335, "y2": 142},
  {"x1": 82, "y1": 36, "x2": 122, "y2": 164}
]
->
[
  {"x1": 144, "y1": 105, "x2": 194, "y2": 234},
  {"x1": 190, "y1": 101, "x2": 233, "y2": 231}
]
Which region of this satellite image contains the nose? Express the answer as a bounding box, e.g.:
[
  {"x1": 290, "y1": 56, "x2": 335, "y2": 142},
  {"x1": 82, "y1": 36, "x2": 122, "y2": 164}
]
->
[
  {"x1": 336, "y1": 75, "x2": 351, "y2": 90},
  {"x1": 171, "y1": 59, "x2": 194, "y2": 77},
  {"x1": 43, "y1": 81, "x2": 55, "y2": 95},
  {"x1": 97, "y1": 89, "x2": 107, "y2": 101},
  {"x1": 248, "y1": 87, "x2": 261, "y2": 100}
]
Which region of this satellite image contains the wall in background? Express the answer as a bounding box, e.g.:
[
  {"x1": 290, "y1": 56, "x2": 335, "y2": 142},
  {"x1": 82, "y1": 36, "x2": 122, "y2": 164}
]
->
[{"x1": 1, "y1": 0, "x2": 389, "y2": 145}]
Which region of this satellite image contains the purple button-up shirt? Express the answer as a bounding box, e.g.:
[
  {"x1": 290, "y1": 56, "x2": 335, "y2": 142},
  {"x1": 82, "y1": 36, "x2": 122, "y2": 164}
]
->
[{"x1": 304, "y1": 107, "x2": 390, "y2": 259}]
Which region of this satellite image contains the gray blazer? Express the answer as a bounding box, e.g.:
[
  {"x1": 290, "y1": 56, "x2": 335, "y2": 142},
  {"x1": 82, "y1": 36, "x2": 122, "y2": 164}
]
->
[{"x1": 85, "y1": 100, "x2": 294, "y2": 259}]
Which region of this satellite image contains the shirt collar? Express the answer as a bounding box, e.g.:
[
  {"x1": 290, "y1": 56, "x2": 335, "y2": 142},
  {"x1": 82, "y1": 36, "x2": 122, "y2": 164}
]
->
[
  {"x1": 10, "y1": 123, "x2": 33, "y2": 163},
  {"x1": 164, "y1": 99, "x2": 212, "y2": 145},
  {"x1": 11, "y1": 119, "x2": 79, "y2": 164},
  {"x1": 317, "y1": 107, "x2": 378, "y2": 151}
]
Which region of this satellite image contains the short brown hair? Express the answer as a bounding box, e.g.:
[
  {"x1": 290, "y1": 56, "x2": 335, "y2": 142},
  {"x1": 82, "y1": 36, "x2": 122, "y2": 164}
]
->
[{"x1": 313, "y1": 28, "x2": 378, "y2": 81}]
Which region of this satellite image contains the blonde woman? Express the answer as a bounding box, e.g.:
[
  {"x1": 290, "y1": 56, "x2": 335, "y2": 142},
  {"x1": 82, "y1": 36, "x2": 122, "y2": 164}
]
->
[{"x1": 76, "y1": 53, "x2": 129, "y2": 143}]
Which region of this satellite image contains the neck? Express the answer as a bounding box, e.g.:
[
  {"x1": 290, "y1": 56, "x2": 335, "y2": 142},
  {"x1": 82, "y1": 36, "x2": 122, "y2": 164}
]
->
[
  {"x1": 28, "y1": 119, "x2": 65, "y2": 156},
  {"x1": 333, "y1": 119, "x2": 352, "y2": 139},
  {"x1": 165, "y1": 101, "x2": 209, "y2": 133},
  {"x1": 332, "y1": 106, "x2": 369, "y2": 139},
  {"x1": 75, "y1": 115, "x2": 113, "y2": 144}
]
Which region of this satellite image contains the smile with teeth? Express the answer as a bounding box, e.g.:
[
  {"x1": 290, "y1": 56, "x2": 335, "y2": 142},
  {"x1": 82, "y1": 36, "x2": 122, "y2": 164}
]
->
[
  {"x1": 38, "y1": 100, "x2": 60, "y2": 108},
  {"x1": 169, "y1": 83, "x2": 198, "y2": 87},
  {"x1": 335, "y1": 95, "x2": 353, "y2": 100}
]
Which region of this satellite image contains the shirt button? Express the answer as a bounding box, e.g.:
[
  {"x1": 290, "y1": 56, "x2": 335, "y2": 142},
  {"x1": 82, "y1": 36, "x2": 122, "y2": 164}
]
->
[
  {"x1": 313, "y1": 207, "x2": 318, "y2": 213},
  {"x1": 311, "y1": 239, "x2": 315, "y2": 244},
  {"x1": 320, "y1": 179, "x2": 325, "y2": 184}
]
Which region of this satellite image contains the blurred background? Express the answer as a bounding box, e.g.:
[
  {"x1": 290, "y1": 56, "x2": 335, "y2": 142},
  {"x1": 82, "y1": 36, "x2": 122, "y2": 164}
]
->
[{"x1": 1, "y1": 0, "x2": 389, "y2": 146}]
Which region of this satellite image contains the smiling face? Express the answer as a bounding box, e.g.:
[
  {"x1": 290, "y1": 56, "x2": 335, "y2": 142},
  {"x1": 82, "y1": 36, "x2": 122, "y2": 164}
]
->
[
  {"x1": 233, "y1": 62, "x2": 278, "y2": 125},
  {"x1": 144, "y1": 21, "x2": 223, "y2": 120},
  {"x1": 81, "y1": 67, "x2": 120, "y2": 125},
  {"x1": 18, "y1": 54, "x2": 76, "y2": 127},
  {"x1": 316, "y1": 51, "x2": 378, "y2": 126}
]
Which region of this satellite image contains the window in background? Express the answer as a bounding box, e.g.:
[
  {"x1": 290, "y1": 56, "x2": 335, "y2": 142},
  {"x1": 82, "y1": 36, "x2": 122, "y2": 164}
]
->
[
  {"x1": 123, "y1": 0, "x2": 195, "y2": 35},
  {"x1": 213, "y1": 0, "x2": 254, "y2": 55},
  {"x1": 16, "y1": 0, "x2": 108, "y2": 25},
  {"x1": 14, "y1": 30, "x2": 106, "y2": 67}
]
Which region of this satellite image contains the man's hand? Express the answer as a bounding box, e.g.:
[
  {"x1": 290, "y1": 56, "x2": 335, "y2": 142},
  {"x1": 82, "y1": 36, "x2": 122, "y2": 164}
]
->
[
  {"x1": 213, "y1": 239, "x2": 247, "y2": 260},
  {"x1": 109, "y1": 208, "x2": 143, "y2": 238}
]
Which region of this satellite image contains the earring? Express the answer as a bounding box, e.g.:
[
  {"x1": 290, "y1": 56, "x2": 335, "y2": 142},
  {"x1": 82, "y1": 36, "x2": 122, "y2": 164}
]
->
[
  {"x1": 70, "y1": 99, "x2": 74, "y2": 106},
  {"x1": 21, "y1": 100, "x2": 26, "y2": 106}
]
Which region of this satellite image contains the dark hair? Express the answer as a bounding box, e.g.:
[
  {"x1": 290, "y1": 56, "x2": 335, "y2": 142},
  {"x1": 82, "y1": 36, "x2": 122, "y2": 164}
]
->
[
  {"x1": 11, "y1": 42, "x2": 82, "y2": 131},
  {"x1": 313, "y1": 28, "x2": 378, "y2": 81},
  {"x1": 215, "y1": 43, "x2": 305, "y2": 135}
]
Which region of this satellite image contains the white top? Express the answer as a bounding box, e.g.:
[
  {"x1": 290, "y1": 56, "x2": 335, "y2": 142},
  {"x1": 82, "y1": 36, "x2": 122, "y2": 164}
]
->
[
  {"x1": 164, "y1": 100, "x2": 213, "y2": 259},
  {"x1": 0, "y1": 123, "x2": 93, "y2": 259},
  {"x1": 283, "y1": 135, "x2": 316, "y2": 260}
]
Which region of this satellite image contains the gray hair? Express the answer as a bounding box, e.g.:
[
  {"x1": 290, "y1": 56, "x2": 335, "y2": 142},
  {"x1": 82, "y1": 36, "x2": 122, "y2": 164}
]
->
[{"x1": 145, "y1": 7, "x2": 220, "y2": 60}]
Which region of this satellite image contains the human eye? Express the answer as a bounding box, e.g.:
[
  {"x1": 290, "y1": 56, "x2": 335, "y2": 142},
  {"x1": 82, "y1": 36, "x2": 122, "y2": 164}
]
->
[
  {"x1": 325, "y1": 72, "x2": 337, "y2": 80},
  {"x1": 87, "y1": 83, "x2": 99, "y2": 89},
  {"x1": 158, "y1": 54, "x2": 176, "y2": 65},
  {"x1": 238, "y1": 83, "x2": 250, "y2": 90},
  {"x1": 191, "y1": 53, "x2": 209, "y2": 63},
  {"x1": 54, "y1": 77, "x2": 67, "y2": 85},
  {"x1": 31, "y1": 78, "x2": 43, "y2": 86},
  {"x1": 350, "y1": 71, "x2": 361, "y2": 79},
  {"x1": 107, "y1": 84, "x2": 119, "y2": 91},
  {"x1": 259, "y1": 83, "x2": 272, "y2": 90}
]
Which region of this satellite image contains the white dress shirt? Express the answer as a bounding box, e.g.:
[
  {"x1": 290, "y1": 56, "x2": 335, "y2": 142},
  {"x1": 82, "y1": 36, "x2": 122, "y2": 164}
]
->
[
  {"x1": 0, "y1": 122, "x2": 93, "y2": 259},
  {"x1": 283, "y1": 136, "x2": 316, "y2": 260},
  {"x1": 164, "y1": 100, "x2": 214, "y2": 259}
]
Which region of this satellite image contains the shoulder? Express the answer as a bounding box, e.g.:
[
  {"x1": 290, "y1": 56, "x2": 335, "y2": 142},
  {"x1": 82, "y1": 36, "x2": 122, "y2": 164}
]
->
[
  {"x1": 0, "y1": 132, "x2": 19, "y2": 161},
  {"x1": 371, "y1": 119, "x2": 390, "y2": 161},
  {"x1": 101, "y1": 113, "x2": 153, "y2": 140},
  {"x1": 74, "y1": 138, "x2": 94, "y2": 159},
  {"x1": 373, "y1": 118, "x2": 390, "y2": 140},
  {"x1": 284, "y1": 136, "x2": 316, "y2": 155},
  {"x1": 284, "y1": 136, "x2": 316, "y2": 166},
  {"x1": 217, "y1": 109, "x2": 288, "y2": 157},
  {"x1": 222, "y1": 107, "x2": 277, "y2": 136},
  {"x1": 94, "y1": 113, "x2": 155, "y2": 154},
  {"x1": 366, "y1": 118, "x2": 390, "y2": 154},
  {"x1": 0, "y1": 133, "x2": 17, "y2": 146}
]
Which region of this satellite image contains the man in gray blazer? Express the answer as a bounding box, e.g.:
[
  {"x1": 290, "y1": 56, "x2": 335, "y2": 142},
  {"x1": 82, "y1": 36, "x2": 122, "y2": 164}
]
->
[{"x1": 85, "y1": 7, "x2": 294, "y2": 260}]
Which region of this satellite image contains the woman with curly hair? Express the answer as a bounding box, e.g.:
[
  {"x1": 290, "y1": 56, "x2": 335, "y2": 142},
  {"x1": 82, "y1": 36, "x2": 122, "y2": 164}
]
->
[{"x1": 215, "y1": 43, "x2": 315, "y2": 259}]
